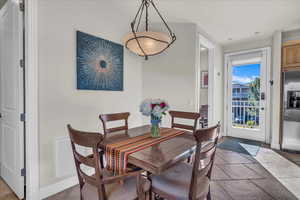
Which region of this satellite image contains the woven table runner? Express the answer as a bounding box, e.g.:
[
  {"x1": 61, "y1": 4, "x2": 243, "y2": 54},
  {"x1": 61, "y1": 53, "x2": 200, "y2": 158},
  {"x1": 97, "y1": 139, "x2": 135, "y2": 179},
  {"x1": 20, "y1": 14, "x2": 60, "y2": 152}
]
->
[{"x1": 105, "y1": 128, "x2": 185, "y2": 175}]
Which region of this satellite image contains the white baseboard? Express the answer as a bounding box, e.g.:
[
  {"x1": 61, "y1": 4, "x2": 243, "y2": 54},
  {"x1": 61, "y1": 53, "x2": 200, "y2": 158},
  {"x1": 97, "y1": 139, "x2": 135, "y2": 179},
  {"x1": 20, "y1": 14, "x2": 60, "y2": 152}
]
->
[
  {"x1": 271, "y1": 142, "x2": 281, "y2": 150},
  {"x1": 39, "y1": 176, "x2": 78, "y2": 200},
  {"x1": 219, "y1": 132, "x2": 225, "y2": 137},
  {"x1": 26, "y1": 189, "x2": 40, "y2": 200},
  {"x1": 39, "y1": 168, "x2": 94, "y2": 199}
]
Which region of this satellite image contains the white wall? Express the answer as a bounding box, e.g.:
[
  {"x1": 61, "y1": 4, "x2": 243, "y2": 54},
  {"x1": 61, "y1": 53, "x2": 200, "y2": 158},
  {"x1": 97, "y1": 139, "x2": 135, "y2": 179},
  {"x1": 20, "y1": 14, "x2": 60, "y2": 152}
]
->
[
  {"x1": 196, "y1": 27, "x2": 224, "y2": 130},
  {"x1": 224, "y1": 37, "x2": 273, "y2": 53},
  {"x1": 142, "y1": 23, "x2": 198, "y2": 127},
  {"x1": 271, "y1": 31, "x2": 282, "y2": 149},
  {"x1": 142, "y1": 23, "x2": 224, "y2": 129},
  {"x1": 37, "y1": 2, "x2": 225, "y2": 196},
  {"x1": 212, "y1": 44, "x2": 224, "y2": 128},
  {"x1": 38, "y1": 0, "x2": 143, "y2": 189}
]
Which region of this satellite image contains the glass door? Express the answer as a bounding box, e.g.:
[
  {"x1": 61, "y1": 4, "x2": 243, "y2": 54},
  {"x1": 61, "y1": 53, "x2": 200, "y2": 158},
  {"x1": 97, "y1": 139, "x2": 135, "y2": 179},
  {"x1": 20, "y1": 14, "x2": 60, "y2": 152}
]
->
[{"x1": 227, "y1": 50, "x2": 267, "y2": 142}]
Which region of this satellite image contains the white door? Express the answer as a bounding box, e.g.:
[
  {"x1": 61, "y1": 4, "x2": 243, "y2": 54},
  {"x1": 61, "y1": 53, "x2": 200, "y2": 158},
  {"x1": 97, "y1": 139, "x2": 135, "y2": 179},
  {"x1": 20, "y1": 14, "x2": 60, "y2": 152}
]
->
[
  {"x1": 226, "y1": 49, "x2": 269, "y2": 142},
  {"x1": 0, "y1": 0, "x2": 24, "y2": 198}
]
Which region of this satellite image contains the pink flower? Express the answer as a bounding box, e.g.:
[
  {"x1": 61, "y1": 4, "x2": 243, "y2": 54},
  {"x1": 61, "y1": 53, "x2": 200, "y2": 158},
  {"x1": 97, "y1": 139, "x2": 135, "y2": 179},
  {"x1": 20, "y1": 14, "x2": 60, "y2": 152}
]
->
[{"x1": 160, "y1": 102, "x2": 166, "y2": 108}]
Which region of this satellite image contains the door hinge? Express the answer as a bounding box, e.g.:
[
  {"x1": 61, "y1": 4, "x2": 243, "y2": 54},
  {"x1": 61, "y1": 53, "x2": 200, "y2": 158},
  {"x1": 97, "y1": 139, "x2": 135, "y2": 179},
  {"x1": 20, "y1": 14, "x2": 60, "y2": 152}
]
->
[
  {"x1": 21, "y1": 168, "x2": 26, "y2": 177},
  {"x1": 20, "y1": 113, "x2": 25, "y2": 122},
  {"x1": 19, "y1": 1, "x2": 24, "y2": 12},
  {"x1": 20, "y1": 59, "x2": 25, "y2": 68}
]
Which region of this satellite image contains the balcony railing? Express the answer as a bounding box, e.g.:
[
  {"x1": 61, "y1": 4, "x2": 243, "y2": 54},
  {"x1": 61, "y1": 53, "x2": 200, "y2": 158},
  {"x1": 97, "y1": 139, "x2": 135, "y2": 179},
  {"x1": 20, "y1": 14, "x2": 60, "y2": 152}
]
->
[
  {"x1": 232, "y1": 100, "x2": 260, "y2": 128},
  {"x1": 232, "y1": 92, "x2": 249, "y2": 99}
]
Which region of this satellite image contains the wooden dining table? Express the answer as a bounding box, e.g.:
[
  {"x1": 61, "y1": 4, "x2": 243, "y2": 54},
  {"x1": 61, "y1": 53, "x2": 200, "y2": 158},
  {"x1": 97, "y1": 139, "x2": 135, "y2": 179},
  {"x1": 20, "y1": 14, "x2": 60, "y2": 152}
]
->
[{"x1": 100, "y1": 125, "x2": 197, "y2": 175}]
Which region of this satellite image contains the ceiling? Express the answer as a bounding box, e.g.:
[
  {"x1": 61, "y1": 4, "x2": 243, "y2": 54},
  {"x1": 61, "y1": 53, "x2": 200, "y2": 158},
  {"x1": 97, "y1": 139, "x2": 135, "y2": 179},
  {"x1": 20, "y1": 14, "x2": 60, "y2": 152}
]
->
[{"x1": 113, "y1": 0, "x2": 300, "y2": 45}]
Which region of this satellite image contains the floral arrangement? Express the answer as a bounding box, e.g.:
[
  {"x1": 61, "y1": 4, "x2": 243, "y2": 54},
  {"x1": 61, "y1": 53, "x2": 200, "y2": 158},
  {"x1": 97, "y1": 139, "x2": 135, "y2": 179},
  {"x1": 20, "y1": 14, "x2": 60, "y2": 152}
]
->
[
  {"x1": 140, "y1": 99, "x2": 170, "y2": 120},
  {"x1": 140, "y1": 99, "x2": 169, "y2": 137}
]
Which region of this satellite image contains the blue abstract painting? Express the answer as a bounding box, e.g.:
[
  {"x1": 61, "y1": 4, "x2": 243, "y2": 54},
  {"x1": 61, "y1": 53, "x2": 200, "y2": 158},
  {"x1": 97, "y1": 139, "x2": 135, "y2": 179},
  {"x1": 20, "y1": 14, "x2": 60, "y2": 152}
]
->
[{"x1": 77, "y1": 31, "x2": 124, "y2": 91}]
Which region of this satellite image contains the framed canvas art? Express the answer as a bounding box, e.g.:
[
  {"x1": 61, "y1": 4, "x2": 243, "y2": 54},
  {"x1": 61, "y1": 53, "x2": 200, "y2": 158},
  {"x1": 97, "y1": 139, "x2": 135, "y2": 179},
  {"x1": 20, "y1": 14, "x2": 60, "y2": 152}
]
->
[
  {"x1": 201, "y1": 71, "x2": 208, "y2": 88},
  {"x1": 76, "y1": 31, "x2": 124, "y2": 91}
]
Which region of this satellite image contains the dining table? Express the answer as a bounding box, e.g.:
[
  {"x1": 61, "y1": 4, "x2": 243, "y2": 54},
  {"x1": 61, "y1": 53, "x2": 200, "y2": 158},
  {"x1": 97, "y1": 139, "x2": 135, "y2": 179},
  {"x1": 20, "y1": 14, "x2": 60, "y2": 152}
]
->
[{"x1": 100, "y1": 125, "x2": 197, "y2": 175}]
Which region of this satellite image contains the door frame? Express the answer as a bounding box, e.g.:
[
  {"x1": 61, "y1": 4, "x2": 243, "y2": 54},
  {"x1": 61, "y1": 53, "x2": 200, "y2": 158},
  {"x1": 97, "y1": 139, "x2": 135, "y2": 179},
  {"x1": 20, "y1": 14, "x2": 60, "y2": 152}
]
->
[
  {"x1": 196, "y1": 33, "x2": 215, "y2": 126},
  {"x1": 24, "y1": 0, "x2": 39, "y2": 199},
  {"x1": 224, "y1": 47, "x2": 272, "y2": 143}
]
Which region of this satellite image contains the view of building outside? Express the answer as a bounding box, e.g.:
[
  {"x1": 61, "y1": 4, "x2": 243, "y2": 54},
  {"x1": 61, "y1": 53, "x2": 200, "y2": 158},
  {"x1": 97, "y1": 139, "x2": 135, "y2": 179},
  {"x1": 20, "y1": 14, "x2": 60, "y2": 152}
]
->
[{"x1": 232, "y1": 64, "x2": 261, "y2": 129}]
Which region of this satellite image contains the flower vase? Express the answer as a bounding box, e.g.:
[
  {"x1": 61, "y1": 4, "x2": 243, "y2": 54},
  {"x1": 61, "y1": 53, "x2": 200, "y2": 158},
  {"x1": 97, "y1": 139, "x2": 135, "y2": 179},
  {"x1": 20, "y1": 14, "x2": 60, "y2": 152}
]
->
[{"x1": 150, "y1": 116, "x2": 161, "y2": 138}]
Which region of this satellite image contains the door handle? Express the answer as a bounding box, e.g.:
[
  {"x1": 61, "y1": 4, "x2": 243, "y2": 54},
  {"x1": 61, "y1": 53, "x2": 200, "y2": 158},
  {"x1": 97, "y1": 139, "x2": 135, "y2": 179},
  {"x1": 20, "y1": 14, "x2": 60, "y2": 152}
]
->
[
  {"x1": 261, "y1": 107, "x2": 265, "y2": 111},
  {"x1": 261, "y1": 92, "x2": 265, "y2": 100}
]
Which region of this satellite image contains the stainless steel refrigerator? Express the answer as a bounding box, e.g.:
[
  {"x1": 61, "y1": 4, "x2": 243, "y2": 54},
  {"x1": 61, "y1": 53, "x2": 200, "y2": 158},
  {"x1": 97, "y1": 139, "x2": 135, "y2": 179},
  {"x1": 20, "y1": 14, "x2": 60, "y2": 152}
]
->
[{"x1": 282, "y1": 70, "x2": 300, "y2": 151}]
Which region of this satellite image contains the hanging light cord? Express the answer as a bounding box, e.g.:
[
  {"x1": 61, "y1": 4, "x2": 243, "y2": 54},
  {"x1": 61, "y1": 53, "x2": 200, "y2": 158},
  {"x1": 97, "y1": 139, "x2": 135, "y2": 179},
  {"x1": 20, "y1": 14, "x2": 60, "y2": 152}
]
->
[
  {"x1": 132, "y1": 0, "x2": 148, "y2": 59},
  {"x1": 149, "y1": 0, "x2": 176, "y2": 40},
  {"x1": 132, "y1": 0, "x2": 175, "y2": 38},
  {"x1": 145, "y1": 0, "x2": 149, "y2": 31},
  {"x1": 134, "y1": 1, "x2": 145, "y2": 32}
]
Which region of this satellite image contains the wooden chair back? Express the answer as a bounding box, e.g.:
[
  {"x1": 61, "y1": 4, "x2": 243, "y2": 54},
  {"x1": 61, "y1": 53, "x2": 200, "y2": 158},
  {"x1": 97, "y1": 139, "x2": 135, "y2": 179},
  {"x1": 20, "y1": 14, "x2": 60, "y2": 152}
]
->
[
  {"x1": 67, "y1": 125, "x2": 106, "y2": 200},
  {"x1": 68, "y1": 125, "x2": 148, "y2": 200},
  {"x1": 99, "y1": 112, "x2": 130, "y2": 136},
  {"x1": 189, "y1": 122, "x2": 220, "y2": 200},
  {"x1": 169, "y1": 110, "x2": 200, "y2": 133}
]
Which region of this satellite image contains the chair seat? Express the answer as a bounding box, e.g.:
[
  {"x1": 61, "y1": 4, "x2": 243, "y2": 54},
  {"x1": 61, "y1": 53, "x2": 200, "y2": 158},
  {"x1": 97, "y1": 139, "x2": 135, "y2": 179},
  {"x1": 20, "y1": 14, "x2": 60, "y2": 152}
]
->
[
  {"x1": 151, "y1": 162, "x2": 210, "y2": 200},
  {"x1": 82, "y1": 176, "x2": 138, "y2": 200}
]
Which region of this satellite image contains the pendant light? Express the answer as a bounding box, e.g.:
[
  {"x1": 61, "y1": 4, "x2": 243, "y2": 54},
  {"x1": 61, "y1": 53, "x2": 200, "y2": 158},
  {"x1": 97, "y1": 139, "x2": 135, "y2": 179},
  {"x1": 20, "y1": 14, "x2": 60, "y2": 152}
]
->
[{"x1": 123, "y1": 0, "x2": 176, "y2": 60}]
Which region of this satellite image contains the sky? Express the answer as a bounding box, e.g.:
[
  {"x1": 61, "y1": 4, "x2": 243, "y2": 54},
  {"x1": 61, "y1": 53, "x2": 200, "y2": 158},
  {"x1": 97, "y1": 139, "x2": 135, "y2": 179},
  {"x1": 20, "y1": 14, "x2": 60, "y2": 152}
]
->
[{"x1": 232, "y1": 63, "x2": 260, "y2": 84}]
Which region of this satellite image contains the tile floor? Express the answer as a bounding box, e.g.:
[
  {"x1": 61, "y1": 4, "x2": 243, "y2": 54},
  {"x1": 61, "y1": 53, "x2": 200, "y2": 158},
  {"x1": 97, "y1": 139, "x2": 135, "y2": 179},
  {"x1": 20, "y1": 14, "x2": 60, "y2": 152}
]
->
[
  {"x1": 46, "y1": 147, "x2": 298, "y2": 200},
  {"x1": 276, "y1": 150, "x2": 300, "y2": 167},
  {"x1": 1, "y1": 140, "x2": 299, "y2": 200},
  {"x1": 211, "y1": 148, "x2": 298, "y2": 200},
  {"x1": 254, "y1": 147, "x2": 300, "y2": 199}
]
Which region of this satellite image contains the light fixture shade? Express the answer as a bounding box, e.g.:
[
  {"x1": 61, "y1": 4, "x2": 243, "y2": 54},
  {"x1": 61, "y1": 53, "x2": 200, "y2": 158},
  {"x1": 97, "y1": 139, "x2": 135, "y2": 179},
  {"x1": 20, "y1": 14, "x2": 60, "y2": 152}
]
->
[
  {"x1": 123, "y1": 31, "x2": 172, "y2": 57},
  {"x1": 123, "y1": 0, "x2": 176, "y2": 59}
]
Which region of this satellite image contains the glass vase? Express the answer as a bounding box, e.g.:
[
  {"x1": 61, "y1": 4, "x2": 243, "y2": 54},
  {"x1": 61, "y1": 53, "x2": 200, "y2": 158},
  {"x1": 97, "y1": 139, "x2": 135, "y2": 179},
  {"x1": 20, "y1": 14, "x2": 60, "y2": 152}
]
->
[{"x1": 150, "y1": 116, "x2": 161, "y2": 138}]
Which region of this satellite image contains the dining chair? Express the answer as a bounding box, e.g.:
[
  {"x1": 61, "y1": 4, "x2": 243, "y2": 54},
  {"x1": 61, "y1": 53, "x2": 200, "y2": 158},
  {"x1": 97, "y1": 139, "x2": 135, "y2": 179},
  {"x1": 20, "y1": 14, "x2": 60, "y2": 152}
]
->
[
  {"x1": 67, "y1": 125, "x2": 150, "y2": 200},
  {"x1": 150, "y1": 123, "x2": 220, "y2": 200},
  {"x1": 98, "y1": 112, "x2": 130, "y2": 168},
  {"x1": 99, "y1": 112, "x2": 130, "y2": 137},
  {"x1": 99, "y1": 112, "x2": 140, "y2": 170},
  {"x1": 169, "y1": 111, "x2": 201, "y2": 163},
  {"x1": 169, "y1": 110, "x2": 201, "y2": 134}
]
